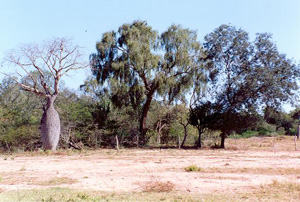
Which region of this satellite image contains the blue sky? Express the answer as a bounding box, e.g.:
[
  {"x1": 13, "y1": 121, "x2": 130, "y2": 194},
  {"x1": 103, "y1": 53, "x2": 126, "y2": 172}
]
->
[{"x1": 1, "y1": 0, "x2": 300, "y2": 90}]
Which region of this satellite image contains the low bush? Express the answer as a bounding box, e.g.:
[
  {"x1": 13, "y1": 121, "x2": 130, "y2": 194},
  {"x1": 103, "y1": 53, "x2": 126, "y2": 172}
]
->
[
  {"x1": 142, "y1": 180, "x2": 175, "y2": 192},
  {"x1": 185, "y1": 165, "x2": 201, "y2": 172}
]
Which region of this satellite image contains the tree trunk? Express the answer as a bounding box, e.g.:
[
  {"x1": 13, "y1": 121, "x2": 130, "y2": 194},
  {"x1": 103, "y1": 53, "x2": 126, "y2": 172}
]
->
[
  {"x1": 220, "y1": 132, "x2": 226, "y2": 148},
  {"x1": 41, "y1": 96, "x2": 60, "y2": 151},
  {"x1": 297, "y1": 122, "x2": 300, "y2": 139},
  {"x1": 197, "y1": 128, "x2": 202, "y2": 148},
  {"x1": 139, "y1": 95, "x2": 153, "y2": 147},
  {"x1": 115, "y1": 135, "x2": 120, "y2": 151},
  {"x1": 178, "y1": 134, "x2": 181, "y2": 149},
  {"x1": 180, "y1": 124, "x2": 188, "y2": 148},
  {"x1": 157, "y1": 132, "x2": 161, "y2": 145},
  {"x1": 156, "y1": 121, "x2": 162, "y2": 145}
]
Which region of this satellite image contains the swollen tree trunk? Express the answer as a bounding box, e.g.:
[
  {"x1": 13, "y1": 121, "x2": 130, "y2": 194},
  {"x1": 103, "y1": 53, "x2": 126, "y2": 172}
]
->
[
  {"x1": 41, "y1": 96, "x2": 60, "y2": 151},
  {"x1": 139, "y1": 94, "x2": 153, "y2": 147}
]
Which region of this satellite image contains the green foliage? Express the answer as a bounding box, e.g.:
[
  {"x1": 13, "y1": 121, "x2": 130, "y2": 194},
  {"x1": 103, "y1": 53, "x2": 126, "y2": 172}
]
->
[
  {"x1": 55, "y1": 89, "x2": 97, "y2": 148},
  {"x1": 230, "y1": 120, "x2": 278, "y2": 139},
  {"x1": 1, "y1": 125, "x2": 40, "y2": 149},
  {"x1": 241, "y1": 131, "x2": 259, "y2": 138},
  {"x1": 0, "y1": 79, "x2": 42, "y2": 151},
  {"x1": 231, "y1": 131, "x2": 262, "y2": 139},
  {"x1": 1, "y1": 21, "x2": 299, "y2": 150},
  {"x1": 189, "y1": 24, "x2": 299, "y2": 148},
  {"x1": 264, "y1": 106, "x2": 295, "y2": 135},
  {"x1": 100, "y1": 104, "x2": 140, "y2": 148},
  {"x1": 90, "y1": 20, "x2": 205, "y2": 145},
  {"x1": 185, "y1": 165, "x2": 201, "y2": 172}
]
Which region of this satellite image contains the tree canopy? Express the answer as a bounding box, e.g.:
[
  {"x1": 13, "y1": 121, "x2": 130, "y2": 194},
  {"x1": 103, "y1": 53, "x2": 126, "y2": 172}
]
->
[
  {"x1": 1, "y1": 21, "x2": 299, "y2": 151},
  {"x1": 190, "y1": 24, "x2": 299, "y2": 148},
  {"x1": 90, "y1": 21, "x2": 205, "y2": 146}
]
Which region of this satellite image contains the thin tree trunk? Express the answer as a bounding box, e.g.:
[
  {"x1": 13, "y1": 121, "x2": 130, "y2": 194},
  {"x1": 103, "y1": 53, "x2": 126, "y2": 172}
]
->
[
  {"x1": 156, "y1": 121, "x2": 161, "y2": 145},
  {"x1": 139, "y1": 94, "x2": 153, "y2": 147},
  {"x1": 294, "y1": 135, "x2": 298, "y2": 151},
  {"x1": 41, "y1": 96, "x2": 60, "y2": 151},
  {"x1": 157, "y1": 122, "x2": 166, "y2": 145},
  {"x1": 157, "y1": 132, "x2": 161, "y2": 145},
  {"x1": 115, "y1": 135, "x2": 119, "y2": 151},
  {"x1": 297, "y1": 122, "x2": 300, "y2": 139},
  {"x1": 5, "y1": 140, "x2": 10, "y2": 153},
  {"x1": 220, "y1": 132, "x2": 226, "y2": 149},
  {"x1": 180, "y1": 124, "x2": 188, "y2": 148},
  {"x1": 197, "y1": 128, "x2": 202, "y2": 148},
  {"x1": 95, "y1": 134, "x2": 98, "y2": 148},
  {"x1": 178, "y1": 134, "x2": 181, "y2": 149}
]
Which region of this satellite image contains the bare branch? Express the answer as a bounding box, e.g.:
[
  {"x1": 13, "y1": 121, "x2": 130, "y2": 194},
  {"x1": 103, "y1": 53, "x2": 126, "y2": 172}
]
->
[
  {"x1": 0, "y1": 72, "x2": 47, "y2": 97},
  {"x1": 60, "y1": 64, "x2": 89, "y2": 77},
  {"x1": 61, "y1": 46, "x2": 79, "y2": 62},
  {"x1": 40, "y1": 55, "x2": 56, "y2": 78},
  {"x1": 3, "y1": 37, "x2": 88, "y2": 97}
]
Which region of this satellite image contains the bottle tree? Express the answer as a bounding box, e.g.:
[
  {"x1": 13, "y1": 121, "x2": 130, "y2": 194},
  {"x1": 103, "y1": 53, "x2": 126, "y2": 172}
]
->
[{"x1": 2, "y1": 38, "x2": 87, "y2": 150}]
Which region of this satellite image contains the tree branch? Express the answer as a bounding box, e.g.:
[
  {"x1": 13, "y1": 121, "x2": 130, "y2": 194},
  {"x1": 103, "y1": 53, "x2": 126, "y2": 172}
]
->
[{"x1": 0, "y1": 72, "x2": 47, "y2": 97}]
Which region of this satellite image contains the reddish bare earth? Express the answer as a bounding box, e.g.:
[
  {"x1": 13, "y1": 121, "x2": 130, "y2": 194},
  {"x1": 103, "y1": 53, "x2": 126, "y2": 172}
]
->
[{"x1": 1, "y1": 136, "x2": 300, "y2": 195}]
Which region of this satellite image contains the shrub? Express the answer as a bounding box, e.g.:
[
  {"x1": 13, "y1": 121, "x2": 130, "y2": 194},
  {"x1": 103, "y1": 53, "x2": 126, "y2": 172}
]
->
[
  {"x1": 142, "y1": 181, "x2": 174, "y2": 192},
  {"x1": 185, "y1": 165, "x2": 201, "y2": 172}
]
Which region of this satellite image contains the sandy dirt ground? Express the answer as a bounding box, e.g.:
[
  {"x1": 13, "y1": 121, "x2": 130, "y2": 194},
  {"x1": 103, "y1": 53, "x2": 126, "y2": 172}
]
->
[{"x1": 1, "y1": 137, "x2": 300, "y2": 194}]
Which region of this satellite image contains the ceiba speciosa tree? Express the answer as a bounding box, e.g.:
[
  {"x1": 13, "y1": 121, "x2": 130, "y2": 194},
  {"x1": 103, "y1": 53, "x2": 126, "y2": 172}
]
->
[{"x1": 2, "y1": 38, "x2": 87, "y2": 150}]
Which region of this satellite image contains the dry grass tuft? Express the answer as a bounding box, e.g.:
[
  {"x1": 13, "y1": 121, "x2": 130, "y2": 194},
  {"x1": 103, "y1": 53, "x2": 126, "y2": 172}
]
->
[
  {"x1": 250, "y1": 180, "x2": 300, "y2": 201},
  {"x1": 52, "y1": 151, "x2": 68, "y2": 156},
  {"x1": 142, "y1": 180, "x2": 175, "y2": 192},
  {"x1": 184, "y1": 166, "x2": 300, "y2": 175}
]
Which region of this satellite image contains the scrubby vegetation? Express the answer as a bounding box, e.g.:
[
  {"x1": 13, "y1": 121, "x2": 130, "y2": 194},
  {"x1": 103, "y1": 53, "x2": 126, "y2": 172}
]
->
[
  {"x1": 1, "y1": 21, "x2": 300, "y2": 152},
  {"x1": 1, "y1": 81, "x2": 298, "y2": 152}
]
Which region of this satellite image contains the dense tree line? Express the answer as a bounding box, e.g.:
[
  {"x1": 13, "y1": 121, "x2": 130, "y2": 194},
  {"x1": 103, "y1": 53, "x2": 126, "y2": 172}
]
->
[{"x1": 1, "y1": 21, "x2": 299, "y2": 151}]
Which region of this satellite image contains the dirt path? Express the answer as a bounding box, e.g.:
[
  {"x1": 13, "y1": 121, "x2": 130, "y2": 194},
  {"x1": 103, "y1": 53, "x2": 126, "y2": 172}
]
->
[{"x1": 1, "y1": 148, "x2": 300, "y2": 194}]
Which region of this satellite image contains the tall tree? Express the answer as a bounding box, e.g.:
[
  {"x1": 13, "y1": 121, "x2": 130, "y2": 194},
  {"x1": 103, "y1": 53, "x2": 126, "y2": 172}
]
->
[
  {"x1": 2, "y1": 38, "x2": 87, "y2": 150},
  {"x1": 90, "y1": 21, "x2": 204, "y2": 146},
  {"x1": 192, "y1": 24, "x2": 299, "y2": 148}
]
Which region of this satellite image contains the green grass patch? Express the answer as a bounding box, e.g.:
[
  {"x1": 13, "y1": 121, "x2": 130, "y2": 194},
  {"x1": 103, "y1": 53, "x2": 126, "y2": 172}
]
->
[
  {"x1": 231, "y1": 130, "x2": 276, "y2": 139},
  {"x1": 1, "y1": 181, "x2": 300, "y2": 201},
  {"x1": 0, "y1": 188, "x2": 199, "y2": 202},
  {"x1": 34, "y1": 177, "x2": 78, "y2": 186},
  {"x1": 231, "y1": 131, "x2": 259, "y2": 139},
  {"x1": 184, "y1": 165, "x2": 201, "y2": 172}
]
